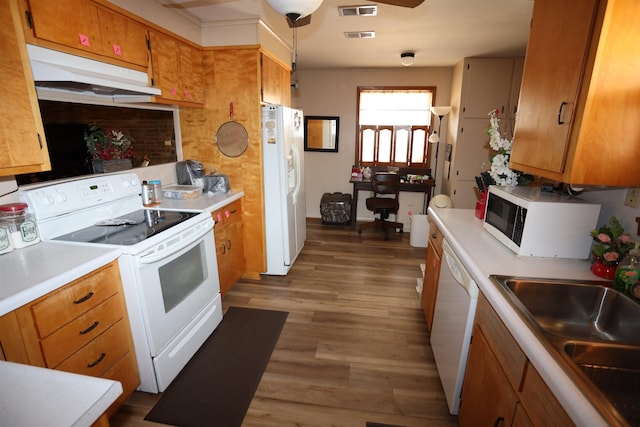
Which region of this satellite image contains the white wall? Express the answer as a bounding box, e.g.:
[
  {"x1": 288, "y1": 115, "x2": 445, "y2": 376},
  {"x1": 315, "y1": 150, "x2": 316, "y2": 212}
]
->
[{"x1": 293, "y1": 67, "x2": 452, "y2": 230}]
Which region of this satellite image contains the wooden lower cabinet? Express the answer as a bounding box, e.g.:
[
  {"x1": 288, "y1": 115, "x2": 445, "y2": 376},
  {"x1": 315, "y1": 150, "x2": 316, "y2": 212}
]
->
[
  {"x1": 421, "y1": 217, "x2": 443, "y2": 330},
  {"x1": 2, "y1": 260, "x2": 139, "y2": 417},
  {"x1": 459, "y1": 294, "x2": 573, "y2": 427},
  {"x1": 458, "y1": 324, "x2": 520, "y2": 426},
  {"x1": 212, "y1": 198, "x2": 245, "y2": 295}
]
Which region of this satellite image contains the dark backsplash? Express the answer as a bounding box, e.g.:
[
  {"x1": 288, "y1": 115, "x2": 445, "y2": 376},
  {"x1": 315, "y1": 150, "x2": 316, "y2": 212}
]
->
[{"x1": 17, "y1": 101, "x2": 177, "y2": 184}]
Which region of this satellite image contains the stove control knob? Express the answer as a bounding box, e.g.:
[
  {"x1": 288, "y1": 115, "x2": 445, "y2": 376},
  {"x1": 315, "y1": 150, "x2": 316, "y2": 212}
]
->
[
  {"x1": 43, "y1": 193, "x2": 55, "y2": 205},
  {"x1": 55, "y1": 190, "x2": 67, "y2": 203}
]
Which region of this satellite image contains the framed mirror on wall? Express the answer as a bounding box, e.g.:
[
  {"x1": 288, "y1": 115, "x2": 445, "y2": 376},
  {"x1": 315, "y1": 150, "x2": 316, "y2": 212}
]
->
[{"x1": 304, "y1": 116, "x2": 339, "y2": 152}]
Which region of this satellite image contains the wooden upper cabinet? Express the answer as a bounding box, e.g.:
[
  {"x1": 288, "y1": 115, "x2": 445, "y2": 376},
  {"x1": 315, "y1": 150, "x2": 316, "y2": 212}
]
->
[
  {"x1": 149, "y1": 30, "x2": 204, "y2": 106},
  {"x1": 23, "y1": 0, "x2": 149, "y2": 69},
  {"x1": 96, "y1": 6, "x2": 149, "y2": 68},
  {"x1": 179, "y1": 43, "x2": 205, "y2": 104},
  {"x1": 26, "y1": 0, "x2": 102, "y2": 55},
  {"x1": 0, "y1": 0, "x2": 50, "y2": 176},
  {"x1": 511, "y1": 0, "x2": 640, "y2": 186},
  {"x1": 261, "y1": 52, "x2": 291, "y2": 106}
]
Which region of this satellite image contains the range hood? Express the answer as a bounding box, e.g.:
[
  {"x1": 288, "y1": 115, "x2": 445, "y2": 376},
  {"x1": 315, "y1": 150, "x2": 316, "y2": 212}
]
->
[{"x1": 27, "y1": 44, "x2": 161, "y2": 103}]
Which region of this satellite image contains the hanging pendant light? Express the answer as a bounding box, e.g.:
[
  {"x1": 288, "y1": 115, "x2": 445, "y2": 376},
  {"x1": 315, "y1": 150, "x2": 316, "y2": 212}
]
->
[{"x1": 265, "y1": 0, "x2": 323, "y2": 20}]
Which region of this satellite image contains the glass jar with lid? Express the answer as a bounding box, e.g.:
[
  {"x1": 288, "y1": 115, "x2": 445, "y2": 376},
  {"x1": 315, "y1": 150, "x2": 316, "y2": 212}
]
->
[
  {"x1": 0, "y1": 216, "x2": 14, "y2": 255},
  {"x1": 0, "y1": 203, "x2": 40, "y2": 249}
]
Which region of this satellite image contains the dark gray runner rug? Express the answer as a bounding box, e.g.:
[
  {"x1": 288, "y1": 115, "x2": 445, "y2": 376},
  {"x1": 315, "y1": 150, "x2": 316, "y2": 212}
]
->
[{"x1": 145, "y1": 306, "x2": 288, "y2": 427}]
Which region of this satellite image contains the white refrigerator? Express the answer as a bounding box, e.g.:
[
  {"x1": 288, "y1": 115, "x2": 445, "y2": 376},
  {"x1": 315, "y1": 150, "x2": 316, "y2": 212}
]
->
[{"x1": 262, "y1": 105, "x2": 307, "y2": 275}]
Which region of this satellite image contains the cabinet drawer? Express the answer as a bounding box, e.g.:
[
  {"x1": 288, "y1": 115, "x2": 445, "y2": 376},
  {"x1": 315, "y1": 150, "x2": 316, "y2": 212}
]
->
[
  {"x1": 30, "y1": 264, "x2": 120, "y2": 338},
  {"x1": 427, "y1": 217, "x2": 443, "y2": 254},
  {"x1": 212, "y1": 198, "x2": 242, "y2": 227},
  {"x1": 40, "y1": 295, "x2": 123, "y2": 368},
  {"x1": 476, "y1": 294, "x2": 527, "y2": 390},
  {"x1": 55, "y1": 319, "x2": 130, "y2": 376}
]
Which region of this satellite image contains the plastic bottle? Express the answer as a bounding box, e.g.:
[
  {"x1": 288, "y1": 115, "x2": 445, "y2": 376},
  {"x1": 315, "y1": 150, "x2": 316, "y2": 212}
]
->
[
  {"x1": 149, "y1": 180, "x2": 163, "y2": 204},
  {"x1": 613, "y1": 249, "x2": 640, "y2": 296},
  {"x1": 0, "y1": 203, "x2": 40, "y2": 249}
]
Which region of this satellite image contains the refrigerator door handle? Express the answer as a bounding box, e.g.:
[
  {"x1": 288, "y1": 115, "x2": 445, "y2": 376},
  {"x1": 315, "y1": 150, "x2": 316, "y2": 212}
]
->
[{"x1": 291, "y1": 143, "x2": 302, "y2": 202}]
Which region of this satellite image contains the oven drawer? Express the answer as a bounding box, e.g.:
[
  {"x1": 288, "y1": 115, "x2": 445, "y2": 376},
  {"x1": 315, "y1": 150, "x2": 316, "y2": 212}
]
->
[
  {"x1": 30, "y1": 263, "x2": 120, "y2": 338},
  {"x1": 40, "y1": 295, "x2": 123, "y2": 367},
  {"x1": 55, "y1": 319, "x2": 131, "y2": 376}
]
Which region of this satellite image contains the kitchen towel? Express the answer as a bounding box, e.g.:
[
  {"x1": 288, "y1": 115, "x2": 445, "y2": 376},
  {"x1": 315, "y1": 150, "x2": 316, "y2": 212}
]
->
[{"x1": 145, "y1": 306, "x2": 288, "y2": 427}]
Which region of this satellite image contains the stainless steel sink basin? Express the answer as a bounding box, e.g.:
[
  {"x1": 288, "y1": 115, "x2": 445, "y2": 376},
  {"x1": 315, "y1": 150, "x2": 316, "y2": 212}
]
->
[
  {"x1": 502, "y1": 278, "x2": 640, "y2": 344},
  {"x1": 564, "y1": 342, "x2": 640, "y2": 425},
  {"x1": 490, "y1": 275, "x2": 640, "y2": 426}
]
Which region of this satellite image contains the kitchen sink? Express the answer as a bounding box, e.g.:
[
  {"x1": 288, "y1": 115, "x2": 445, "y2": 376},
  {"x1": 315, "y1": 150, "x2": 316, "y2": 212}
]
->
[
  {"x1": 564, "y1": 342, "x2": 640, "y2": 426},
  {"x1": 502, "y1": 278, "x2": 640, "y2": 344},
  {"x1": 490, "y1": 275, "x2": 640, "y2": 426}
]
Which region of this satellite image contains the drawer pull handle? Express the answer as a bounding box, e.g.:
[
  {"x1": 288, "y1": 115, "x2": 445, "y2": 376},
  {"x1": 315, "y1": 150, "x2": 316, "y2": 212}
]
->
[
  {"x1": 79, "y1": 321, "x2": 100, "y2": 335},
  {"x1": 87, "y1": 352, "x2": 106, "y2": 368},
  {"x1": 493, "y1": 417, "x2": 505, "y2": 427},
  {"x1": 74, "y1": 291, "x2": 94, "y2": 304},
  {"x1": 431, "y1": 233, "x2": 437, "y2": 238},
  {"x1": 226, "y1": 239, "x2": 232, "y2": 250}
]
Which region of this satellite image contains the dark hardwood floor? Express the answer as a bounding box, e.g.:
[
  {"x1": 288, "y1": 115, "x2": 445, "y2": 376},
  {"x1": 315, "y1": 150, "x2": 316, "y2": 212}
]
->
[{"x1": 110, "y1": 218, "x2": 459, "y2": 427}]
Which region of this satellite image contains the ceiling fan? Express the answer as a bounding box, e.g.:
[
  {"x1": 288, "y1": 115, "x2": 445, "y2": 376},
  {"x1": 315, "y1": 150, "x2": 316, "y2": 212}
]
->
[
  {"x1": 274, "y1": 0, "x2": 426, "y2": 28},
  {"x1": 160, "y1": 0, "x2": 425, "y2": 28}
]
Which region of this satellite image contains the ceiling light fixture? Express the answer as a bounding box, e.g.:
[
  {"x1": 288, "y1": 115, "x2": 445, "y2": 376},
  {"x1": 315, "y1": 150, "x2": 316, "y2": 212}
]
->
[
  {"x1": 265, "y1": 0, "x2": 323, "y2": 23},
  {"x1": 400, "y1": 52, "x2": 415, "y2": 66}
]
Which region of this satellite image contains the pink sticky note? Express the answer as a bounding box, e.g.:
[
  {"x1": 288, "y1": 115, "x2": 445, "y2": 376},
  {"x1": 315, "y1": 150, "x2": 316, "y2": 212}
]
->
[
  {"x1": 216, "y1": 213, "x2": 223, "y2": 222},
  {"x1": 112, "y1": 44, "x2": 122, "y2": 56},
  {"x1": 184, "y1": 90, "x2": 190, "y2": 99},
  {"x1": 224, "y1": 210, "x2": 231, "y2": 218},
  {"x1": 171, "y1": 87, "x2": 177, "y2": 96},
  {"x1": 79, "y1": 34, "x2": 90, "y2": 47}
]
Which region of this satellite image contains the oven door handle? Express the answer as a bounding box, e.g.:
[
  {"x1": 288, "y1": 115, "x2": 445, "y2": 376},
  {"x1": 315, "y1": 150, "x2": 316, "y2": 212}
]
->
[{"x1": 137, "y1": 225, "x2": 213, "y2": 264}]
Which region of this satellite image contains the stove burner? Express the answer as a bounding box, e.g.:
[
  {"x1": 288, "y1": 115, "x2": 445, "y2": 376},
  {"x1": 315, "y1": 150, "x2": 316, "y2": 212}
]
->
[{"x1": 55, "y1": 210, "x2": 199, "y2": 246}]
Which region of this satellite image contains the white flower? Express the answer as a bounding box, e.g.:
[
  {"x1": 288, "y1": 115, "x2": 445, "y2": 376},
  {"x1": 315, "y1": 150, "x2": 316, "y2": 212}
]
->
[{"x1": 486, "y1": 110, "x2": 519, "y2": 186}]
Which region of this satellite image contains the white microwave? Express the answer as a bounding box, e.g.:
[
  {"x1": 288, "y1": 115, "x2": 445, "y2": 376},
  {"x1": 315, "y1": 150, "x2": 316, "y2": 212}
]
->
[{"x1": 483, "y1": 186, "x2": 601, "y2": 259}]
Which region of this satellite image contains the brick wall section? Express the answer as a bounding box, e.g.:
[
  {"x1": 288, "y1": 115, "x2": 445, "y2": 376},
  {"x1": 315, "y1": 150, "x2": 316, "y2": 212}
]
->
[{"x1": 39, "y1": 101, "x2": 177, "y2": 167}]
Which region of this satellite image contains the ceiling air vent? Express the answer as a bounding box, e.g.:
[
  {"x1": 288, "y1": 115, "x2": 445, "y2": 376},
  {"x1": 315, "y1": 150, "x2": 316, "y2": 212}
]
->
[
  {"x1": 339, "y1": 5, "x2": 378, "y2": 16},
  {"x1": 344, "y1": 31, "x2": 376, "y2": 39}
]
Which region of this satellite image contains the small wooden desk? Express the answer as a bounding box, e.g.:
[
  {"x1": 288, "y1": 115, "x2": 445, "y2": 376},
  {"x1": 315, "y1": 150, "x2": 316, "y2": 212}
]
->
[{"x1": 349, "y1": 177, "x2": 435, "y2": 227}]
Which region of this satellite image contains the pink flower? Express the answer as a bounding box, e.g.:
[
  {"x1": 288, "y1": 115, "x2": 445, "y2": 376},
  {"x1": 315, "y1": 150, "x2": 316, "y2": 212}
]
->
[
  {"x1": 597, "y1": 233, "x2": 612, "y2": 243},
  {"x1": 620, "y1": 234, "x2": 631, "y2": 243},
  {"x1": 603, "y1": 252, "x2": 619, "y2": 262}
]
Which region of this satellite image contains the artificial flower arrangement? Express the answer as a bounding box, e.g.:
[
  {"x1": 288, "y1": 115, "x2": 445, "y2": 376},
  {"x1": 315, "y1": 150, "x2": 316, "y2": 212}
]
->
[
  {"x1": 485, "y1": 110, "x2": 532, "y2": 186},
  {"x1": 84, "y1": 125, "x2": 136, "y2": 161},
  {"x1": 590, "y1": 216, "x2": 632, "y2": 265}
]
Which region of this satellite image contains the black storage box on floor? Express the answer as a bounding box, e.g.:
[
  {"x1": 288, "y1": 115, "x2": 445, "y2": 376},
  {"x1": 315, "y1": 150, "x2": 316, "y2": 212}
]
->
[{"x1": 320, "y1": 192, "x2": 352, "y2": 225}]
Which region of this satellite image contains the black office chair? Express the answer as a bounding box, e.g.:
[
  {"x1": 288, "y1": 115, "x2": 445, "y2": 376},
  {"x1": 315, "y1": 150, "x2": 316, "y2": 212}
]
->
[{"x1": 357, "y1": 172, "x2": 404, "y2": 240}]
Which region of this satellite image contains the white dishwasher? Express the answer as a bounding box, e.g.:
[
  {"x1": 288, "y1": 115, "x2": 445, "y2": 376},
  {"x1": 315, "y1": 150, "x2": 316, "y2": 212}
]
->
[{"x1": 430, "y1": 238, "x2": 479, "y2": 415}]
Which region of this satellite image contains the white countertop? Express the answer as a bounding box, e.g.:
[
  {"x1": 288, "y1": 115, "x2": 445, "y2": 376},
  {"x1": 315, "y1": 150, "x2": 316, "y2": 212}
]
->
[
  {"x1": 0, "y1": 242, "x2": 120, "y2": 316},
  {"x1": 157, "y1": 190, "x2": 243, "y2": 213},
  {"x1": 0, "y1": 361, "x2": 122, "y2": 427},
  {"x1": 428, "y1": 206, "x2": 609, "y2": 427}
]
